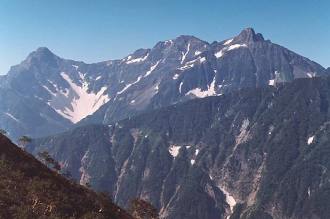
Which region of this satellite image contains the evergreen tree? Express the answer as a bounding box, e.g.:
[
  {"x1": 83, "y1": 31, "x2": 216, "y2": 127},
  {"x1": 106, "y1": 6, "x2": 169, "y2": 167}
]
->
[
  {"x1": 0, "y1": 129, "x2": 7, "y2": 136},
  {"x1": 18, "y1": 135, "x2": 32, "y2": 149}
]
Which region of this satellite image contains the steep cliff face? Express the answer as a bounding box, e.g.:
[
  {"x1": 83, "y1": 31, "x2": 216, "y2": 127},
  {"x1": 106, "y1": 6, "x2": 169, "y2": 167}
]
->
[
  {"x1": 0, "y1": 133, "x2": 133, "y2": 219},
  {"x1": 29, "y1": 77, "x2": 330, "y2": 219},
  {"x1": 0, "y1": 28, "x2": 327, "y2": 140}
]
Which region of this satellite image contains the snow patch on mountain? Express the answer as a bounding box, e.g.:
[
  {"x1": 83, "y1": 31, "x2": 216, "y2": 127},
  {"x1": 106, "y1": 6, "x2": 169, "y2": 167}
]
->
[
  {"x1": 126, "y1": 53, "x2": 149, "y2": 64},
  {"x1": 117, "y1": 76, "x2": 142, "y2": 95},
  {"x1": 169, "y1": 145, "x2": 181, "y2": 158},
  {"x1": 181, "y1": 43, "x2": 191, "y2": 64},
  {"x1": 223, "y1": 38, "x2": 233, "y2": 45},
  {"x1": 200, "y1": 57, "x2": 206, "y2": 63},
  {"x1": 195, "y1": 51, "x2": 202, "y2": 56},
  {"x1": 45, "y1": 72, "x2": 110, "y2": 123},
  {"x1": 227, "y1": 44, "x2": 248, "y2": 51},
  {"x1": 154, "y1": 83, "x2": 160, "y2": 92},
  {"x1": 144, "y1": 61, "x2": 161, "y2": 77},
  {"x1": 307, "y1": 72, "x2": 316, "y2": 78},
  {"x1": 164, "y1": 40, "x2": 173, "y2": 46},
  {"x1": 215, "y1": 49, "x2": 225, "y2": 58},
  {"x1": 173, "y1": 74, "x2": 179, "y2": 80},
  {"x1": 307, "y1": 135, "x2": 315, "y2": 145},
  {"x1": 178, "y1": 63, "x2": 194, "y2": 71},
  {"x1": 215, "y1": 43, "x2": 247, "y2": 59},
  {"x1": 178, "y1": 57, "x2": 205, "y2": 70},
  {"x1": 185, "y1": 76, "x2": 216, "y2": 98},
  {"x1": 179, "y1": 82, "x2": 184, "y2": 93}
]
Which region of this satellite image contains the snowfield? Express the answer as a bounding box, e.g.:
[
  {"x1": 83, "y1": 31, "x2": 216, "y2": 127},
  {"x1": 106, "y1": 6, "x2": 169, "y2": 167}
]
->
[{"x1": 45, "y1": 72, "x2": 110, "y2": 123}]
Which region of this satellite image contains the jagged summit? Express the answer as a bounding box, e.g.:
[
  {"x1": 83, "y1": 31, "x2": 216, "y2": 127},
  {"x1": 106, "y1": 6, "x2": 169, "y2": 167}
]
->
[
  {"x1": 0, "y1": 28, "x2": 327, "y2": 139},
  {"x1": 22, "y1": 28, "x2": 263, "y2": 67},
  {"x1": 234, "y1": 27, "x2": 265, "y2": 43}
]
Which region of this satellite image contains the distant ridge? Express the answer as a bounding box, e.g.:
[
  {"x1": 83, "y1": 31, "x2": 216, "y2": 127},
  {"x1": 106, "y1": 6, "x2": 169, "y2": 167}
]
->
[{"x1": 0, "y1": 28, "x2": 327, "y2": 139}]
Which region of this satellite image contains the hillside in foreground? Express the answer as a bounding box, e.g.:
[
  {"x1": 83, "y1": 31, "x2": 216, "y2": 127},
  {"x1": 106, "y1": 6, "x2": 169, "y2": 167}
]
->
[{"x1": 0, "y1": 133, "x2": 133, "y2": 219}]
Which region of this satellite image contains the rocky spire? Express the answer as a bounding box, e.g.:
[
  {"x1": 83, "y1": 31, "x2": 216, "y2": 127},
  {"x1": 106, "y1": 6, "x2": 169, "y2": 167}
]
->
[{"x1": 234, "y1": 28, "x2": 264, "y2": 43}]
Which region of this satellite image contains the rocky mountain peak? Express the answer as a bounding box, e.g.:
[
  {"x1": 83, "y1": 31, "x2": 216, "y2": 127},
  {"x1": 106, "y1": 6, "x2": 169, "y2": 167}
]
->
[
  {"x1": 4, "y1": 47, "x2": 61, "y2": 81},
  {"x1": 172, "y1": 35, "x2": 209, "y2": 50},
  {"x1": 234, "y1": 27, "x2": 265, "y2": 43},
  {"x1": 24, "y1": 47, "x2": 59, "y2": 65},
  {"x1": 11, "y1": 47, "x2": 62, "y2": 75},
  {"x1": 30, "y1": 47, "x2": 56, "y2": 58},
  {"x1": 35, "y1": 46, "x2": 52, "y2": 54},
  {"x1": 174, "y1": 35, "x2": 203, "y2": 42}
]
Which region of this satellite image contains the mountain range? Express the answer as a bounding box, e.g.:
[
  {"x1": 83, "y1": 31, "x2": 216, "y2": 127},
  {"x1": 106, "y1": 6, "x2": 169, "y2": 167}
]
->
[
  {"x1": 0, "y1": 28, "x2": 327, "y2": 140},
  {"x1": 1, "y1": 28, "x2": 330, "y2": 219}
]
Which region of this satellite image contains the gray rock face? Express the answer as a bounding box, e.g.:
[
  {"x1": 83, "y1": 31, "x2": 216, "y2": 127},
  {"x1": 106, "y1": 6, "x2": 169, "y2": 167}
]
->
[
  {"x1": 29, "y1": 77, "x2": 330, "y2": 219},
  {"x1": 0, "y1": 28, "x2": 327, "y2": 140},
  {"x1": 81, "y1": 28, "x2": 327, "y2": 125}
]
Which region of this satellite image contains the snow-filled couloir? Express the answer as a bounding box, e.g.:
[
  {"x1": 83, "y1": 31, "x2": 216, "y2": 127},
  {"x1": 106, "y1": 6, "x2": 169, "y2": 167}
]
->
[{"x1": 44, "y1": 72, "x2": 110, "y2": 123}]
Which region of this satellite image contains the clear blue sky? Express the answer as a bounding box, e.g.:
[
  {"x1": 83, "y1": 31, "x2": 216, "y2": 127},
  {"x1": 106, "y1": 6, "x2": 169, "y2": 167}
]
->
[{"x1": 0, "y1": 0, "x2": 329, "y2": 74}]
